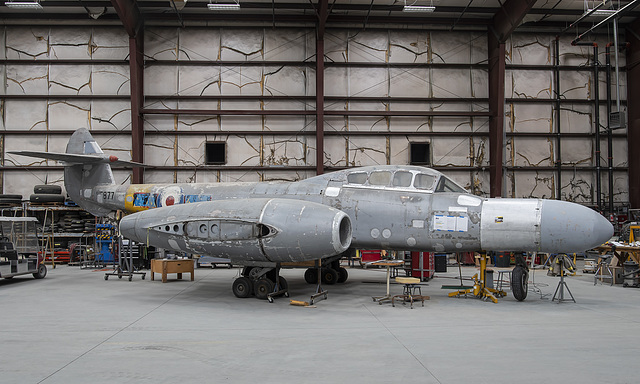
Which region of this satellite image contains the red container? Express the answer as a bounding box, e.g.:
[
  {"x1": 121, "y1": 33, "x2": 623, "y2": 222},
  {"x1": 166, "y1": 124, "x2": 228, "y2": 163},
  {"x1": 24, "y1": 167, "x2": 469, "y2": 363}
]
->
[{"x1": 411, "y1": 251, "x2": 434, "y2": 281}]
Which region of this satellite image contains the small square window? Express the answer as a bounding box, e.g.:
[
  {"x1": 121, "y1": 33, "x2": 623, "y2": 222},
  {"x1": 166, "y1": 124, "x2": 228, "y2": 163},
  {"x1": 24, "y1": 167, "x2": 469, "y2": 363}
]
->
[
  {"x1": 205, "y1": 142, "x2": 226, "y2": 165},
  {"x1": 410, "y1": 142, "x2": 430, "y2": 165}
]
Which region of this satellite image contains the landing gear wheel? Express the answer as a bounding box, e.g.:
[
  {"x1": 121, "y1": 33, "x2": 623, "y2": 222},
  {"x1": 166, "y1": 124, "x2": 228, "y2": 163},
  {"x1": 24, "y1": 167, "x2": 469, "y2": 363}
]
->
[
  {"x1": 511, "y1": 265, "x2": 529, "y2": 301},
  {"x1": 277, "y1": 276, "x2": 290, "y2": 297},
  {"x1": 254, "y1": 278, "x2": 274, "y2": 300},
  {"x1": 232, "y1": 277, "x2": 253, "y2": 298},
  {"x1": 105, "y1": 275, "x2": 108, "y2": 280},
  {"x1": 321, "y1": 268, "x2": 338, "y2": 285},
  {"x1": 277, "y1": 276, "x2": 288, "y2": 290},
  {"x1": 304, "y1": 268, "x2": 318, "y2": 284},
  {"x1": 337, "y1": 267, "x2": 349, "y2": 283},
  {"x1": 33, "y1": 264, "x2": 47, "y2": 279}
]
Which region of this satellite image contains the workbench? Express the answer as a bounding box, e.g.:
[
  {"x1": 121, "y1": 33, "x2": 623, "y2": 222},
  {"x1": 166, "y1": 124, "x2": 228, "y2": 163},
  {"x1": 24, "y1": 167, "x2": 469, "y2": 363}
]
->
[
  {"x1": 150, "y1": 259, "x2": 194, "y2": 283},
  {"x1": 594, "y1": 245, "x2": 639, "y2": 285},
  {"x1": 595, "y1": 245, "x2": 640, "y2": 264}
]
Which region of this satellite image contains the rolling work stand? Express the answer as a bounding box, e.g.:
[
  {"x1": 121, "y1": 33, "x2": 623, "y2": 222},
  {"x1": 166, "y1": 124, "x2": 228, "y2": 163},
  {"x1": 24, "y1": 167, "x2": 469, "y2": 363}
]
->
[
  {"x1": 105, "y1": 237, "x2": 146, "y2": 281},
  {"x1": 447, "y1": 252, "x2": 506, "y2": 303}
]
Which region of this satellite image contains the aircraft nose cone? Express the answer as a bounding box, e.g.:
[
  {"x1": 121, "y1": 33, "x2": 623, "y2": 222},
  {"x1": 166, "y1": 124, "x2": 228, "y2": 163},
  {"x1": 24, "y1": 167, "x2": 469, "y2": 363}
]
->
[
  {"x1": 539, "y1": 200, "x2": 613, "y2": 253},
  {"x1": 119, "y1": 214, "x2": 141, "y2": 242}
]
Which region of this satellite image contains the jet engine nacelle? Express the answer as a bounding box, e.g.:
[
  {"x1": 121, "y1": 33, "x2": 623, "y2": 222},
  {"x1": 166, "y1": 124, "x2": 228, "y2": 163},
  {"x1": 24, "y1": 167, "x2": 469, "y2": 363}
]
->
[{"x1": 119, "y1": 198, "x2": 352, "y2": 263}]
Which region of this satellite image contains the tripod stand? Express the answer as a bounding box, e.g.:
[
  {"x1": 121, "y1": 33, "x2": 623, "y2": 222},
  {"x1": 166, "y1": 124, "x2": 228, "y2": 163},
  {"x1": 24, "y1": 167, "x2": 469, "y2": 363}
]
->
[{"x1": 552, "y1": 254, "x2": 576, "y2": 303}]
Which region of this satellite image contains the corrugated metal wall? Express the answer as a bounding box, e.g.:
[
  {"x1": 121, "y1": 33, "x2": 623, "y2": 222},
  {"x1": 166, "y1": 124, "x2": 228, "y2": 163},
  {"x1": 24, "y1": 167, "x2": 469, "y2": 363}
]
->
[{"x1": 0, "y1": 26, "x2": 628, "y2": 208}]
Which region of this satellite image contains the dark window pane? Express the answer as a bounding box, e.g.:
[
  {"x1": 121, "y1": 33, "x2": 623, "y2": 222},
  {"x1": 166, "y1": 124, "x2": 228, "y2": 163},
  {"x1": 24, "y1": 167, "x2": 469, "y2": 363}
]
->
[
  {"x1": 410, "y1": 142, "x2": 430, "y2": 165},
  {"x1": 205, "y1": 142, "x2": 226, "y2": 165}
]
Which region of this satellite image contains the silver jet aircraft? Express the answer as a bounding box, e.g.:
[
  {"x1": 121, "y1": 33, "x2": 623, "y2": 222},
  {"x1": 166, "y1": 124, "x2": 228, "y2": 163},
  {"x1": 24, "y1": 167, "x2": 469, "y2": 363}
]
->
[{"x1": 11, "y1": 128, "x2": 613, "y2": 301}]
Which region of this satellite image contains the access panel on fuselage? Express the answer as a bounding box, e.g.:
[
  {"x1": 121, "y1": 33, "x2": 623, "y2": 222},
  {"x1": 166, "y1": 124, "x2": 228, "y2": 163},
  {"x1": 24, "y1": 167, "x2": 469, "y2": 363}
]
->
[{"x1": 324, "y1": 185, "x2": 434, "y2": 251}]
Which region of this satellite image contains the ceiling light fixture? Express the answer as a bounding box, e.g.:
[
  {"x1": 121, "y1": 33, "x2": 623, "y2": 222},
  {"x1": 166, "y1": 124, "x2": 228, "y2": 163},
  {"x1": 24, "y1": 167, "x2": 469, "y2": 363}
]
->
[
  {"x1": 586, "y1": 8, "x2": 616, "y2": 16},
  {"x1": 207, "y1": 1, "x2": 240, "y2": 11},
  {"x1": 4, "y1": 0, "x2": 43, "y2": 9},
  {"x1": 403, "y1": 5, "x2": 435, "y2": 12}
]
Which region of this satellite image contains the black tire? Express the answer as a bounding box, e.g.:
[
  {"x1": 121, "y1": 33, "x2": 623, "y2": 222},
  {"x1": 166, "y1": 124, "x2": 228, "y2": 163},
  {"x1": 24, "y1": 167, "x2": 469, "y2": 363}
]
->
[
  {"x1": 232, "y1": 277, "x2": 253, "y2": 298},
  {"x1": 0, "y1": 194, "x2": 22, "y2": 199},
  {"x1": 0, "y1": 194, "x2": 22, "y2": 205},
  {"x1": 277, "y1": 276, "x2": 288, "y2": 291},
  {"x1": 304, "y1": 268, "x2": 318, "y2": 284},
  {"x1": 30, "y1": 194, "x2": 65, "y2": 203},
  {"x1": 511, "y1": 265, "x2": 528, "y2": 301},
  {"x1": 32, "y1": 264, "x2": 47, "y2": 279},
  {"x1": 321, "y1": 268, "x2": 339, "y2": 285},
  {"x1": 337, "y1": 267, "x2": 349, "y2": 283},
  {"x1": 34, "y1": 185, "x2": 62, "y2": 194},
  {"x1": 0, "y1": 197, "x2": 22, "y2": 205},
  {"x1": 254, "y1": 278, "x2": 274, "y2": 300}
]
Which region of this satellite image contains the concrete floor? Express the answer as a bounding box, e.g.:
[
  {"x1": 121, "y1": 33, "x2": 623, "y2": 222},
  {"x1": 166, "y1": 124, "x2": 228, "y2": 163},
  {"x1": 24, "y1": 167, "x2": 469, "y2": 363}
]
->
[{"x1": 0, "y1": 261, "x2": 638, "y2": 384}]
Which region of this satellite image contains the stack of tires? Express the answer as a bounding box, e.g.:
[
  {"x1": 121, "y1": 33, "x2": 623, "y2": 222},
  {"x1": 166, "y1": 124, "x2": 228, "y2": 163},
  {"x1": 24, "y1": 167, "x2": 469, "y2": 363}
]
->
[
  {"x1": 30, "y1": 185, "x2": 65, "y2": 205},
  {"x1": 0, "y1": 193, "x2": 23, "y2": 206}
]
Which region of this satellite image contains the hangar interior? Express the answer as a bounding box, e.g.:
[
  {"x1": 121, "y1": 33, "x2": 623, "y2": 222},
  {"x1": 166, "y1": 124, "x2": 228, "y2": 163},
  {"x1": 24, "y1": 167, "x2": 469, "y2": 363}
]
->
[
  {"x1": 1, "y1": 1, "x2": 640, "y2": 383},
  {"x1": 1, "y1": 0, "x2": 636, "y2": 208}
]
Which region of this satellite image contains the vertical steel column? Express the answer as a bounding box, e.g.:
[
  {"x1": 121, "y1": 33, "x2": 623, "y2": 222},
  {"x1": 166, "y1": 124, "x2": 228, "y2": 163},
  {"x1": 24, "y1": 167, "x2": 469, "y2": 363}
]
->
[
  {"x1": 315, "y1": 0, "x2": 328, "y2": 175},
  {"x1": 488, "y1": 32, "x2": 505, "y2": 197},
  {"x1": 316, "y1": 38, "x2": 324, "y2": 175},
  {"x1": 111, "y1": 0, "x2": 144, "y2": 183},
  {"x1": 606, "y1": 44, "x2": 614, "y2": 215},
  {"x1": 554, "y1": 37, "x2": 562, "y2": 200},
  {"x1": 627, "y1": 20, "x2": 640, "y2": 208},
  {"x1": 130, "y1": 31, "x2": 145, "y2": 184},
  {"x1": 594, "y1": 44, "x2": 602, "y2": 210},
  {"x1": 487, "y1": 0, "x2": 538, "y2": 197}
]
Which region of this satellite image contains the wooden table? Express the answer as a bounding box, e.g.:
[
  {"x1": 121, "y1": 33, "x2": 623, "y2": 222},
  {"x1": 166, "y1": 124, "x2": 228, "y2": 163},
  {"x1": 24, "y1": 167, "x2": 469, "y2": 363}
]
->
[
  {"x1": 595, "y1": 245, "x2": 640, "y2": 265},
  {"x1": 150, "y1": 259, "x2": 194, "y2": 283},
  {"x1": 370, "y1": 260, "x2": 405, "y2": 304}
]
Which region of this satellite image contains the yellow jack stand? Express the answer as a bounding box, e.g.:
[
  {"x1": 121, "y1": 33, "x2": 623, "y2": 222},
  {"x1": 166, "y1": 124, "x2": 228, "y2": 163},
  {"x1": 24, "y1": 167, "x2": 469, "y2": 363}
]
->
[{"x1": 448, "y1": 252, "x2": 507, "y2": 303}]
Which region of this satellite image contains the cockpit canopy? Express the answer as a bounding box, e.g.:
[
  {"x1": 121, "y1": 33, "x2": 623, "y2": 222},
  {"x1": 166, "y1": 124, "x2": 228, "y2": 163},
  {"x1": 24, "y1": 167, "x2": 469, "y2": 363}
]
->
[{"x1": 345, "y1": 168, "x2": 466, "y2": 193}]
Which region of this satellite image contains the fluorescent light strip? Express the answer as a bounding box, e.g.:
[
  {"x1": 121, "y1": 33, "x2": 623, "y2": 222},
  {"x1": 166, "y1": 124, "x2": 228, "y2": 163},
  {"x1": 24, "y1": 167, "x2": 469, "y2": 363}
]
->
[
  {"x1": 207, "y1": 3, "x2": 240, "y2": 10},
  {"x1": 5, "y1": 1, "x2": 42, "y2": 8},
  {"x1": 587, "y1": 8, "x2": 617, "y2": 16},
  {"x1": 403, "y1": 5, "x2": 435, "y2": 13}
]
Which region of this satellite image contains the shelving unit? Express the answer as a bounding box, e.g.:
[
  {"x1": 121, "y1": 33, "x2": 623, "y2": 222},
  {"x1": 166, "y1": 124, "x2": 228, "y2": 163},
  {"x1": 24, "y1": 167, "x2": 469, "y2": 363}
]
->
[{"x1": 0, "y1": 203, "x2": 97, "y2": 266}]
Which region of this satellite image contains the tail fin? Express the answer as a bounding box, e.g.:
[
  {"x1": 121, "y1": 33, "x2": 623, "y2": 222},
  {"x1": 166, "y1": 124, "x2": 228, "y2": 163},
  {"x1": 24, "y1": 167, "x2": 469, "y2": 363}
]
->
[
  {"x1": 9, "y1": 128, "x2": 141, "y2": 216},
  {"x1": 64, "y1": 129, "x2": 116, "y2": 216}
]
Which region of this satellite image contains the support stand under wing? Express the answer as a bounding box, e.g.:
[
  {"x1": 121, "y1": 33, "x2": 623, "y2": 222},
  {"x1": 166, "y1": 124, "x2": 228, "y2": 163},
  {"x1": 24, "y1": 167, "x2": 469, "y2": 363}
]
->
[
  {"x1": 267, "y1": 264, "x2": 290, "y2": 303},
  {"x1": 309, "y1": 259, "x2": 328, "y2": 305}
]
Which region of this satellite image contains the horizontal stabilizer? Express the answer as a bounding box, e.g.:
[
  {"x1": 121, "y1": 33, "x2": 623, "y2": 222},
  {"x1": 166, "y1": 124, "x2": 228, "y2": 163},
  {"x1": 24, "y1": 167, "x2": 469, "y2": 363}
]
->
[{"x1": 9, "y1": 151, "x2": 144, "y2": 167}]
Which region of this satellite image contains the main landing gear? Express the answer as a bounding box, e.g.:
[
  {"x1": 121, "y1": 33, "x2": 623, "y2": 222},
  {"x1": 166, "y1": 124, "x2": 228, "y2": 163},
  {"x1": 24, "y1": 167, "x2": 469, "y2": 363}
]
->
[
  {"x1": 303, "y1": 260, "x2": 349, "y2": 285},
  {"x1": 232, "y1": 266, "x2": 289, "y2": 302}
]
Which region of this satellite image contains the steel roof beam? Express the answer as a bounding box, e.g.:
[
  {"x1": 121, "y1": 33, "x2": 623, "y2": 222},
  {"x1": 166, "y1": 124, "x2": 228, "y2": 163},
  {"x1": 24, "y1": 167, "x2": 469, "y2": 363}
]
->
[{"x1": 110, "y1": 0, "x2": 142, "y2": 37}]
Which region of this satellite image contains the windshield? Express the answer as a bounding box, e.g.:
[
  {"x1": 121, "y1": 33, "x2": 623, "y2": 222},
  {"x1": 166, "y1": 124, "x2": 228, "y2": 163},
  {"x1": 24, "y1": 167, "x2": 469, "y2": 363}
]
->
[{"x1": 434, "y1": 176, "x2": 466, "y2": 193}]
